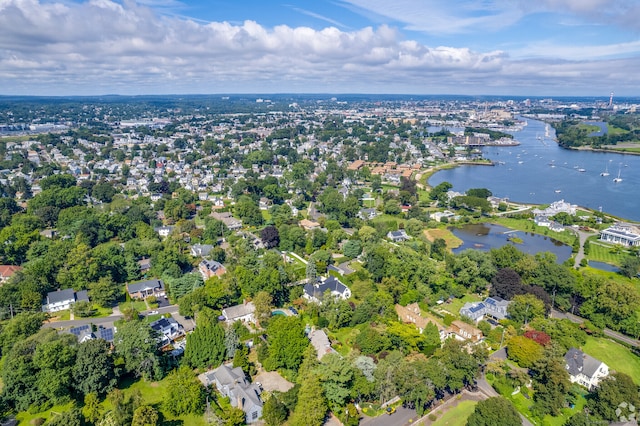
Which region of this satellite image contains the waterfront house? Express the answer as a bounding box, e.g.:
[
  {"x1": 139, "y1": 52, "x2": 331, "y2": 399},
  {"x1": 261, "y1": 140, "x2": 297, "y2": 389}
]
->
[{"x1": 600, "y1": 223, "x2": 640, "y2": 247}]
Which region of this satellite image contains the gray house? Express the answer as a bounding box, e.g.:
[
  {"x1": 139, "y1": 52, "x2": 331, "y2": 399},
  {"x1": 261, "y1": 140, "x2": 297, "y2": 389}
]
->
[
  {"x1": 198, "y1": 364, "x2": 263, "y2": 423},
  {"x1": 459, "y1": 297, "x2": 511, "y2": 323},
  {"x1": 127, "y1": 279, "x2": 165, "y2": 300}
]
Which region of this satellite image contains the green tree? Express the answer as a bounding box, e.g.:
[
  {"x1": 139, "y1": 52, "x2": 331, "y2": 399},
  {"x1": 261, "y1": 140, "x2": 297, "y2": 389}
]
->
[
  {"x1": 235, "y1": 195, "x2": 263, "y2": 226},
  {"x1": 45, "y1": 407, "x2": 83, "y2": 426},
  {"x1": 506, "y1": 335, "x2": 544, "y2": 368},
  {"x1": 508, "y1": 294, "x2": 545, "y2": 325},
  {"x1": 316, "y1": 353, "x2": 354, "y2": 408},
  {"x1": 132, "y1": 405, "x2": 159, "y2": 426},
  {"x1": 73, "y1": 338, "x2": 117, "y2": 396},
  {"x1": 530, "y1": 352, "x2": 571, "y2": 417},
  {"x1": 266, "y1": 316, "x2": 309, "y2": 371},
  {"x1": 254, "y1": 290, "x2": 274, "y2": 327},
  {"x1": 88, "y1": 276, "x2": 121, "y2": 307},
  {"x1": 342, "y1": 240, "x2": 362, "y2": 259},
  {"x1": 164, "y1": 366, "x2": 205, "y2": 416},
  {"x1": 289, "y1": 373, "x2": 327, "y2": 426},
  {"x1": 466, "y1": 396, "x2": 521, "y2": 426},
  {"x1": 184, "y1": 314, "x2": 226, "y2": 369},
  {"x1": 587, "y1": 372, "x2": 640, "y2": 422},
  {"x1": 113, "y1": 320, "x2": 163, "y2": 381},
  {"x1": 83, "y1": 392, "x2": 102, "y2": 424},
  {"x1": 262, "y1": 393, "x2": 288, "y2": 426}
]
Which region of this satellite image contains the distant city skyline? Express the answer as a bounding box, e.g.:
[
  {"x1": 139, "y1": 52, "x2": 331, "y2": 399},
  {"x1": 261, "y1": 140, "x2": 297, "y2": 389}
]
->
[{"x1": 1, "y1": 0, "x2": 640, "y2": 96}]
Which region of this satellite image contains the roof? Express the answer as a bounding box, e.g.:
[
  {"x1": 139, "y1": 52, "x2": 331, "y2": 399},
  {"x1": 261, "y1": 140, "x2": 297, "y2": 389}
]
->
[
  {"x1": 47, "y1": 288, "x2": 76, "y2": 304},
  {"x1": 150, "y1": 316, "x2": 180, "y2": 332},
  {"x1": 127, "y1": 279, "x2": 164, "y2": 294},
  {"x1": 0, "y1": 265, "x2": 21, "y2": 278},
  {"x1": 565, "y1": 348, "x2": 605, "y2": 379},
  {"x1": 309, "y1": 329, "x2": 337, "y2": 360},
  {"x1": 200, "y1": 259, "x2": 224, "y2": 272},
  {"x1": 304, "y1": 276, "x2": 349, "y2": 300},
  {"x1": 222, "y1": 302, "x2": 255, "y2": 321}
]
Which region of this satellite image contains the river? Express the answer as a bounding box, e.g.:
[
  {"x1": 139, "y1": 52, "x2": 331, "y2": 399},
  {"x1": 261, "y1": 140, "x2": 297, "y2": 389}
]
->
[{"x1": 428, "y1": 118, "x2": 640, "y2": 221}]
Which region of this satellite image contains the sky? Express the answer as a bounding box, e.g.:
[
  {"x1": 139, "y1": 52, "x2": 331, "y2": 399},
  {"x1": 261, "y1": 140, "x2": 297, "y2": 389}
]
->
[{"x1": 1, "y1": 0, "x2": 640, "y2": 96}]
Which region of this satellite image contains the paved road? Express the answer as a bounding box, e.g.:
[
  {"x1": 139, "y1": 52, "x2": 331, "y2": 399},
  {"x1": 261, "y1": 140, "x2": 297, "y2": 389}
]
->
[
  {"x1": 568, "y1": 229, "x2": 596, "y2": 268},
  {"x1": 477, "y1": 376, "x2": 534, "y2": 426},
  {"x1": 43, "y1": 305, "x2": 180, "y2": 329},
  {"x1": 361, "y1": 406, "x2": 417, "y2": 426},
  {"x1": 551, "y1": 308, "x2": 640, "y2": 348}
]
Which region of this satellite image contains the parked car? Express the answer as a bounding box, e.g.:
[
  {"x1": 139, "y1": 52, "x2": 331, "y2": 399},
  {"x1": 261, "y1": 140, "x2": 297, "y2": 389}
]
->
[
  {"x1": 148, "y1": 310, "x2": 158, "y2": 315},
  {"x1": 288, "y1": 306, "x2": 299, "y2": 315}
]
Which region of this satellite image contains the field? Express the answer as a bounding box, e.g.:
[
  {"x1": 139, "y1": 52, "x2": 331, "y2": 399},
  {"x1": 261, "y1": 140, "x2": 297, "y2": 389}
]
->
[
  {"x1": 430, "y1": 399, "x2": 477, "y2": 426},
  {"x1": 583, "y1": 336, "x2": 640, "y2": 385},
  {"x1": 587, "y1": 240, "x2": 627, "y2": 265},
  {"x1": 423, "y1": 228, "x2": 463, "y2": 249}
]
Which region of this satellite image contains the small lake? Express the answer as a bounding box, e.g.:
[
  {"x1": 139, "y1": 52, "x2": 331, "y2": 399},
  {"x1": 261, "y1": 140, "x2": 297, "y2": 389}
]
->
[
  {"x1": 588, "y1": 261, "x2": 620, "y2": 273},
  {"x1": 450, "y1": 223, "x2": 572, "y2": 263}
]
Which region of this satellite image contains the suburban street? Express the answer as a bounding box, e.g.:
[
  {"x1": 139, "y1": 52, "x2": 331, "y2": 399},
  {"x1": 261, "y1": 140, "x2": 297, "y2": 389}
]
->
[
  {"x1": 361, "y1": 406, "x2": 418, "y2": 426},
  {"x1": 42, "y1": 305, "x2": 188, "y2": 330}
]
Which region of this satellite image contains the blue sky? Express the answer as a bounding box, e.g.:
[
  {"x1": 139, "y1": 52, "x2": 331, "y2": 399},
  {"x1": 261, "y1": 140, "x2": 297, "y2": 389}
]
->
[{"x1": 1, "y1": 0, "x2": 639, "y2": 96}]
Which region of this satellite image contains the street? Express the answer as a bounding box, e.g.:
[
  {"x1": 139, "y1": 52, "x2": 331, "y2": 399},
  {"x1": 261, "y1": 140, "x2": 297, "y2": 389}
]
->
[
  {"x1": 360, "y1": 406, "x2": 418, "y2": 426},
  {"x1": 42, "y1": 305, "x2": 185, "y2": 330}
]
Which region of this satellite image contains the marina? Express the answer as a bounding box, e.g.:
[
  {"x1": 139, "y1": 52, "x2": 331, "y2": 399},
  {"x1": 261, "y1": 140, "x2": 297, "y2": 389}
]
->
[{"x1": 429, "y1": 118, "x2": 640, "y2": 221}]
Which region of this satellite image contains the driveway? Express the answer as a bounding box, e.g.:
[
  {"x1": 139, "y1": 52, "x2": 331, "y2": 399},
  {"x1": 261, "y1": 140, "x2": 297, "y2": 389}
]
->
[
  {"x1": 253, "y1": 371, "x2": 294, "y2": 393},
  {"x1": 361, "y1": 406, "x2": 418, "y2": 426}
]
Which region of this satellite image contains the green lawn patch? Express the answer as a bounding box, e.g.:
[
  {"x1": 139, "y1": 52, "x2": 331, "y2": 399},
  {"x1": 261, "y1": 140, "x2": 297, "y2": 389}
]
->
[
  {"x1": 583, "y1": 336, "x2": 640, "y2": 385},
  {"x1": 431, "y1": 399, "x2": 478, "y2": 426},
  {"x1": 586, "y1": 240, "x2": 627, "y2": 266},
  {"x1": 119, "y1": 300, "x2": 148, "y2": 313},
  {"x1": 441, "y1": 295, "x2": 482, "y2": 317},
  {"x1": 16, "y1": 401, "x2": 75, "y2": 424}
]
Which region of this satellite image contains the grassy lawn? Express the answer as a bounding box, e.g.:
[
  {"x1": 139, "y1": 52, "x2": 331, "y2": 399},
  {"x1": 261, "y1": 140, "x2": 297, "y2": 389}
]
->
[
  {"x1": 16, "y1": 402, "x2": 76, "y2": 424},
  {"x1": 423, "y1": 228, "x2": 463, "y2": 249},
  {"x1": 583, "y1": 336, "x2": 640, "y2": 384},
  {"x1": 261, "y1": 209, "x2": 272, "y2": 221},
  {"x1": 431, "y1": 399, "x2": 478, "y2": 426},
  {"x1": 492, "y1": 217, "x2": 577, "y2": 246},
  {"x1": 440, "y1": 294, "x2": 482, "y2": 317},
  {"x1": 328, "y1": 326, "x2": 358, "y2": 356},
  {"x1": 586, "y1": 240, "x2": 627, "y2": 265},
  {"x1": 119, "y1": 299, "x2": 148, "y2": 313}
]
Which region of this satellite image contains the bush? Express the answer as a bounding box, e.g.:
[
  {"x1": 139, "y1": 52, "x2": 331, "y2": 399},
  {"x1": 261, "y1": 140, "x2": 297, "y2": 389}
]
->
[
  {"x1": 31, "y1": 419, "x2": 45, "y2": 426},
  {"x1": 428, "y1": 413, "x2": 438, "y2": 421}
]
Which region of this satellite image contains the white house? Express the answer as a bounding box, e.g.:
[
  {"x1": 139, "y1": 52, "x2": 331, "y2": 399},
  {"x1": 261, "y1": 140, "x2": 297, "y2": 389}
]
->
[
  {"x1": 149, "y1": 316, "x2": 184, "y2": 347},
  {"x1": 564, "y1": 348, "x2": 609, "y2": 391},
  {"x1": 600, "y1": 223, "x2": 640, "y2": 247},
  {"x1": 387, "y1": 229, "x2": 410, "y2": 242},
  {"x1": 222, "y1": 301, "x2": 256, "y2": 324},
  {"x1": 43, "y1": 289, "x2": 89, "y2": 313}
]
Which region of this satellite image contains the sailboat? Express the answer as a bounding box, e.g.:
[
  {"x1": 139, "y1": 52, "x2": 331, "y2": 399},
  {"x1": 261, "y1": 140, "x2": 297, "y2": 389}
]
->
[
  {"x1": 613, "y1": 165, "x2": 623, "y2": 183},
  {"x1": 600, "y1": 162, "x2": 610, "y2": 177}
]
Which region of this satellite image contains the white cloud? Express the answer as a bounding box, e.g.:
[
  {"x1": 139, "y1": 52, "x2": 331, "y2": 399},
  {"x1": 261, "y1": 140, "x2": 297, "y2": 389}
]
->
[{"x1": 0, "y1": 0, "x2": 638, "y2": 95}]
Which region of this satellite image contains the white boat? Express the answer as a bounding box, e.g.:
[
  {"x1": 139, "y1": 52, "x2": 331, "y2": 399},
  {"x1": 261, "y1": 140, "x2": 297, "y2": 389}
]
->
[
  {"x1": 613, "y1": 167, "x2": 623, "y2": 183},
  {"x1": 555, "y1": 189, "x2": 562, "y2": 193},
  {"x1": 578, "y1": 168, "x2": 586, "y2": 172},
  {"x1": 600, "y1": 161, "x2": 610, "y2": 176}
]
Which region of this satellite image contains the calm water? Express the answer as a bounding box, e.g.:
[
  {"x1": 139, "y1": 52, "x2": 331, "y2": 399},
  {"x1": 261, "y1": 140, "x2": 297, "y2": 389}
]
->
[
  {"x1": 450, "y1": 223, "x2": 572, "y2": 263},
  {"x1": 588, "y1": 261, "x2": 619, "y2": 273},
  {"x1": 429, "y1": 118, "x2": 640, "y2": 221}
]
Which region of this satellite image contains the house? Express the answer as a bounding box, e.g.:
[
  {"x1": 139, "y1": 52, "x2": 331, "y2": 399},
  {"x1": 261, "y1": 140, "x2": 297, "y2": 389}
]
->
[
  {"x1": 460, "y1": 297, "x2": 511, "y2": 323},
  {"x1": 222, "y1": 301, "x2": 256, "y2": 324},
  {"x1": 387, "y1": 229, "x2": 410, "y2": 242},
  {"x1": 198, "y1": 364, "x2": 263, "y2": 424},
  {"x1": 154, "y1": 225, "x2": 174, "y2": 238},
  {"x1": 0, "y1": 265, "x2": 21, "y2": 284},
  {"x1": 69, "y1": 324, "x2": 116, "y2": 343},
  {"x1": 600, "y1": 223, "x2": 640, "y2": 247},
  {"x1": 299, "y1": 219, "x2": 321, "y2": 231},
  {"x1": 431, "y1": 210, "x2": 456, "y2": 222},
  {"x1": 199, "y1": 259, "x2": 226, "y2": 280},
  {"x1": 211, "y1": 212, "x2": 243, "y2": 231},
  {"x1": 127, "y1": 279, "x2": 165, "y2": 300},
  {"x1": 149, "y1": 316, "x2": 184, "y2": 346},
  {"x1": 137, "y1": 258, "x2": 152, "y2": 274},
  {"x1": 308, "y1": 328, "x2": 337, "y2": 360},
  {"x1": 303, "y1": 276, "x2": 351, "y2": 303},
  {"x1": 190, "y1": 243, "x2": 214, "y2": 257},
  {"x1": 43, "y1": 289, "x2": 89, "y2": 313},
  {"x1": 395, "y1": 303, "x2": 447, "y2": 340},
  {"x1": 564, "y1": 348, "x2": 609, "y2": 390},
  {"x1": 358, "y1": 208, "x2": 378, "y2": 220},
  {"x1": 447, "y1": 320, "x2": 483, "y2": 343}
]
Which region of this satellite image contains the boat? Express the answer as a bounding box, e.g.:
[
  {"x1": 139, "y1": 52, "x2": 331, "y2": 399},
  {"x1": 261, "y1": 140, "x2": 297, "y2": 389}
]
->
[
  {"x1": 613, "y1": 166, "x2": 623, "y2": 183},
  {"x1": 578, "y1": 168, "x2": 586, "y2": 172},
  {"x1": 555, "y1": 189, "x2": 562, "y2": 193}
]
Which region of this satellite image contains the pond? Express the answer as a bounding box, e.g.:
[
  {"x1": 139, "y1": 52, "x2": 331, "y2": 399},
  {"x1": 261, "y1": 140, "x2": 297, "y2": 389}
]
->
[
  {"x1": 588, "y1": 261, "x2": 620, "y2": 273},
  {"x1": 450, "y1": 223, "x2": 573, "y2": 263}
]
